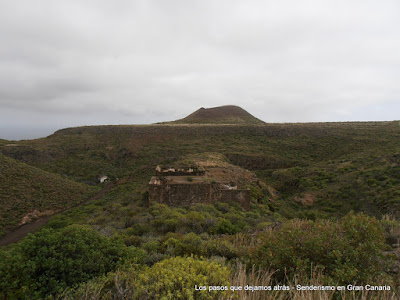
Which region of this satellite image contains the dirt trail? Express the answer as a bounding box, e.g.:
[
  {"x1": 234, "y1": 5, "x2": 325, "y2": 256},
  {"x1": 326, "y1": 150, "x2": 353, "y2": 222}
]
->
[{"x1": 0, "y1": 182, "x2": 115, "y2": 247}]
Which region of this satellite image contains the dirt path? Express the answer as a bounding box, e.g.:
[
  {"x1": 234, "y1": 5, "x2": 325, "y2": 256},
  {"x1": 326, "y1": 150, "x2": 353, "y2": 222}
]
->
[{"x1": 0, "y1": 182, "x2": 115, "y2": 247}]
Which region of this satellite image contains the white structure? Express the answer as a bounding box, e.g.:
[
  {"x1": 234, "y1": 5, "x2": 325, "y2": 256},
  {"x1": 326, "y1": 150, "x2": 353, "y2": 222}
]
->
[{"x1": 99, "y1": 175, "x2": 108, "y2": 183}]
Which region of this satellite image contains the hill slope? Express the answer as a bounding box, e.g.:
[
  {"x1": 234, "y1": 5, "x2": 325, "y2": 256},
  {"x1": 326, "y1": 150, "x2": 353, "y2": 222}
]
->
[
  {"x1": 171, "y1": 105, "x2": 265, "y2": 124},
  {"x1": 1, "y1": 121, "x2": 399, "y2": 219},
  {"x1": 0, "y1": 155, "x2": 97, "y2": 235}
]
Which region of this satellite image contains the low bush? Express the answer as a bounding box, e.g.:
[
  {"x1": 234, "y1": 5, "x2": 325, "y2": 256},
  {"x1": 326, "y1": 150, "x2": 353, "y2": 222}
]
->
[
  {"x1": 252, "y1": 213, "x2": 389, "y2": 284},
  {"x1": 0, "y1": 225, "x2": 144, "y2": 298},
  {"x1": 62, "y1": 256, "x2": 230, "y2": 300},
  {"x1": 136, "y1": 256, "x2": 230, "y2": 299}
]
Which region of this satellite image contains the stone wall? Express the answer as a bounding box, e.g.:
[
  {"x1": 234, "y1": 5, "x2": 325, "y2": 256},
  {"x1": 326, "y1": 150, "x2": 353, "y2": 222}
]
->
[
  {"x1": 149, "y1": 181, "x2": 250, "y2": 210},
  {"x1": 149, "y1": 182, "x2": 213, "y2": 207},
  {"x1": 217, "y1": 189, "x2": 250, "y2": 210}
]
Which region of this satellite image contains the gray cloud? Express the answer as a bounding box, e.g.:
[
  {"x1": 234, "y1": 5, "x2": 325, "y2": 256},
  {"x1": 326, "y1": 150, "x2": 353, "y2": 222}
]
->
[{"x1": 0, "y1": 0, "x2": 399, "y2": 140}]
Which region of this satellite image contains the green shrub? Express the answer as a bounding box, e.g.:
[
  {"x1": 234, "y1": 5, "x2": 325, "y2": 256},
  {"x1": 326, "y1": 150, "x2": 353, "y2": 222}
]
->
[
  {"x1": 214, "y1": 202, "x2": 231, "y2": 213},
  {"x1": 123, "y1": 235, "x2": 143, "y2": 247},
  {"x1": 137, "y1": 256, "x2": 230, "y2": 299},
  {"x1": 150, "y1": 204, "x2": 184, "y2": 233},
  {"x1": 126, "y1": 223, "x2": 151, "y2": 236},
  {"x1": 249, "y1": 184, "x2": 264, "y2": 201},
  {"x1": 142, "y1": 239, "x2": 162, "y2": 254},
  {"x1": 0, "y1": 225, "x2": 144, "y2": 298},
  {"x1": 161, "y1": 233, "x2": 238, "y2": 259},
  {"x1": 62, "y1": 256, "x2": 230, "y2": 299},
  {"x1": 162, "y1": 233, "x2": 202, "y2": 256},
  {"x1": 180, "y1": 211, "x2": 207, "y2": 233},
  {"x1": 46, "y1": 217, "x2": 70, "y2": 229},
  {"x1": 252, "y1": 213, "x2": 388, "y2": 284},
  {"x1": 209, "y1": 218, "x2": 239, "y2": 235},
  {"x1": 204, "y1": 239, "x2": 238, "y2": 259}
]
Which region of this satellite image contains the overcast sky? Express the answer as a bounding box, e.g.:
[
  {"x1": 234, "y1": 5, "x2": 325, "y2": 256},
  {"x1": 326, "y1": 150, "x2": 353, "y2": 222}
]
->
[{"x1": 0, "y1": 0, "x2": 399, "y2": 140}]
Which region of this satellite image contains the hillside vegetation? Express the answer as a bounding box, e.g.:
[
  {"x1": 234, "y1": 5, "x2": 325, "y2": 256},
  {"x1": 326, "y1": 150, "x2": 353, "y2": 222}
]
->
[
  {"x1": 0, "y1": 155, "x2": 97, "y2": 235},
  {"x1": 2, "y1": 121, "x2": 399, "y2": 218},
  {"x1": 0, "y1": 118, "x2": 399, "y2": 299}
]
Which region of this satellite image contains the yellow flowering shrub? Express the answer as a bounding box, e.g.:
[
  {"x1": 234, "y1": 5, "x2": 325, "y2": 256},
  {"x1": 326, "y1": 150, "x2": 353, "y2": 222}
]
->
[
  {"x1": 61, "y1": 256, "x2": 230, "y2": 300},
  {"x1": 136, "y1": 256, "x2": 230, "y2": 299}
]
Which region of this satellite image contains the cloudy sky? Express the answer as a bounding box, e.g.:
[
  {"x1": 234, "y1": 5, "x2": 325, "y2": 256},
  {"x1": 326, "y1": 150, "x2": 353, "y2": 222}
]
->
[{"x1": 0, "y1": 0, "x2": 399, "y2": 140}]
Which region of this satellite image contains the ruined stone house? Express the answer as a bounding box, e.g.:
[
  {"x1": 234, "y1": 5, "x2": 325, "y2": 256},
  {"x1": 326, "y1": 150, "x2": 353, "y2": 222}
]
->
[{"x1": 148, "y1": 165, "x2": 250, "y2": 209}]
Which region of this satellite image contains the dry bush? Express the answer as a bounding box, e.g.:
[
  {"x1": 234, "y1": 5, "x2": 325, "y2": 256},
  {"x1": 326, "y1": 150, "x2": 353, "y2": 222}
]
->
[{"x1": 222, "y1": 262, "x2": 399, "y2": 300}]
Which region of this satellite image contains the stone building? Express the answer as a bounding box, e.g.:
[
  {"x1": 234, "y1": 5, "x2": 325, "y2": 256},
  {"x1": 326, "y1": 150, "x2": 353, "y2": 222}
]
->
[{"x1": 148, "y1": 165, "x2": 250, "y2": 210}]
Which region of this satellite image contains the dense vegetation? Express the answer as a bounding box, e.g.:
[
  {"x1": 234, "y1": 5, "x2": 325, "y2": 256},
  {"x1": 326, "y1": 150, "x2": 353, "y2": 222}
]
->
[
  {"x1": 252, "y1": 213, "x2": 390, "y2": 284},
  {"x1": 2, "y1": 122, "x2": 398, "y2": 218},
  {"x1": 62, "y1": 256, "x2": 231, "y2": 299},
  {"x1": 0, "y1": 225, "x2": 144, "y2": 298},
  {"x1": 1, "y1": 212, "x2": 397, "y2": 299},
  {"x1": 0, "y1": 155, "x2": 97, "y2": 235},
  {"x1": 0, "y1": 121, "x2": 399, "y2": 298}
]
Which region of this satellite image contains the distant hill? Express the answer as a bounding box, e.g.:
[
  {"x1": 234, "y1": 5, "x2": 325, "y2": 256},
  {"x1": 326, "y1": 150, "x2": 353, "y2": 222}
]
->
[
  {"x1": 170, "y1": 105, "x2": 265, "y2": 124},
  {"x1": 0, "y1": 155, "x2": 96, "y2": 234}
]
